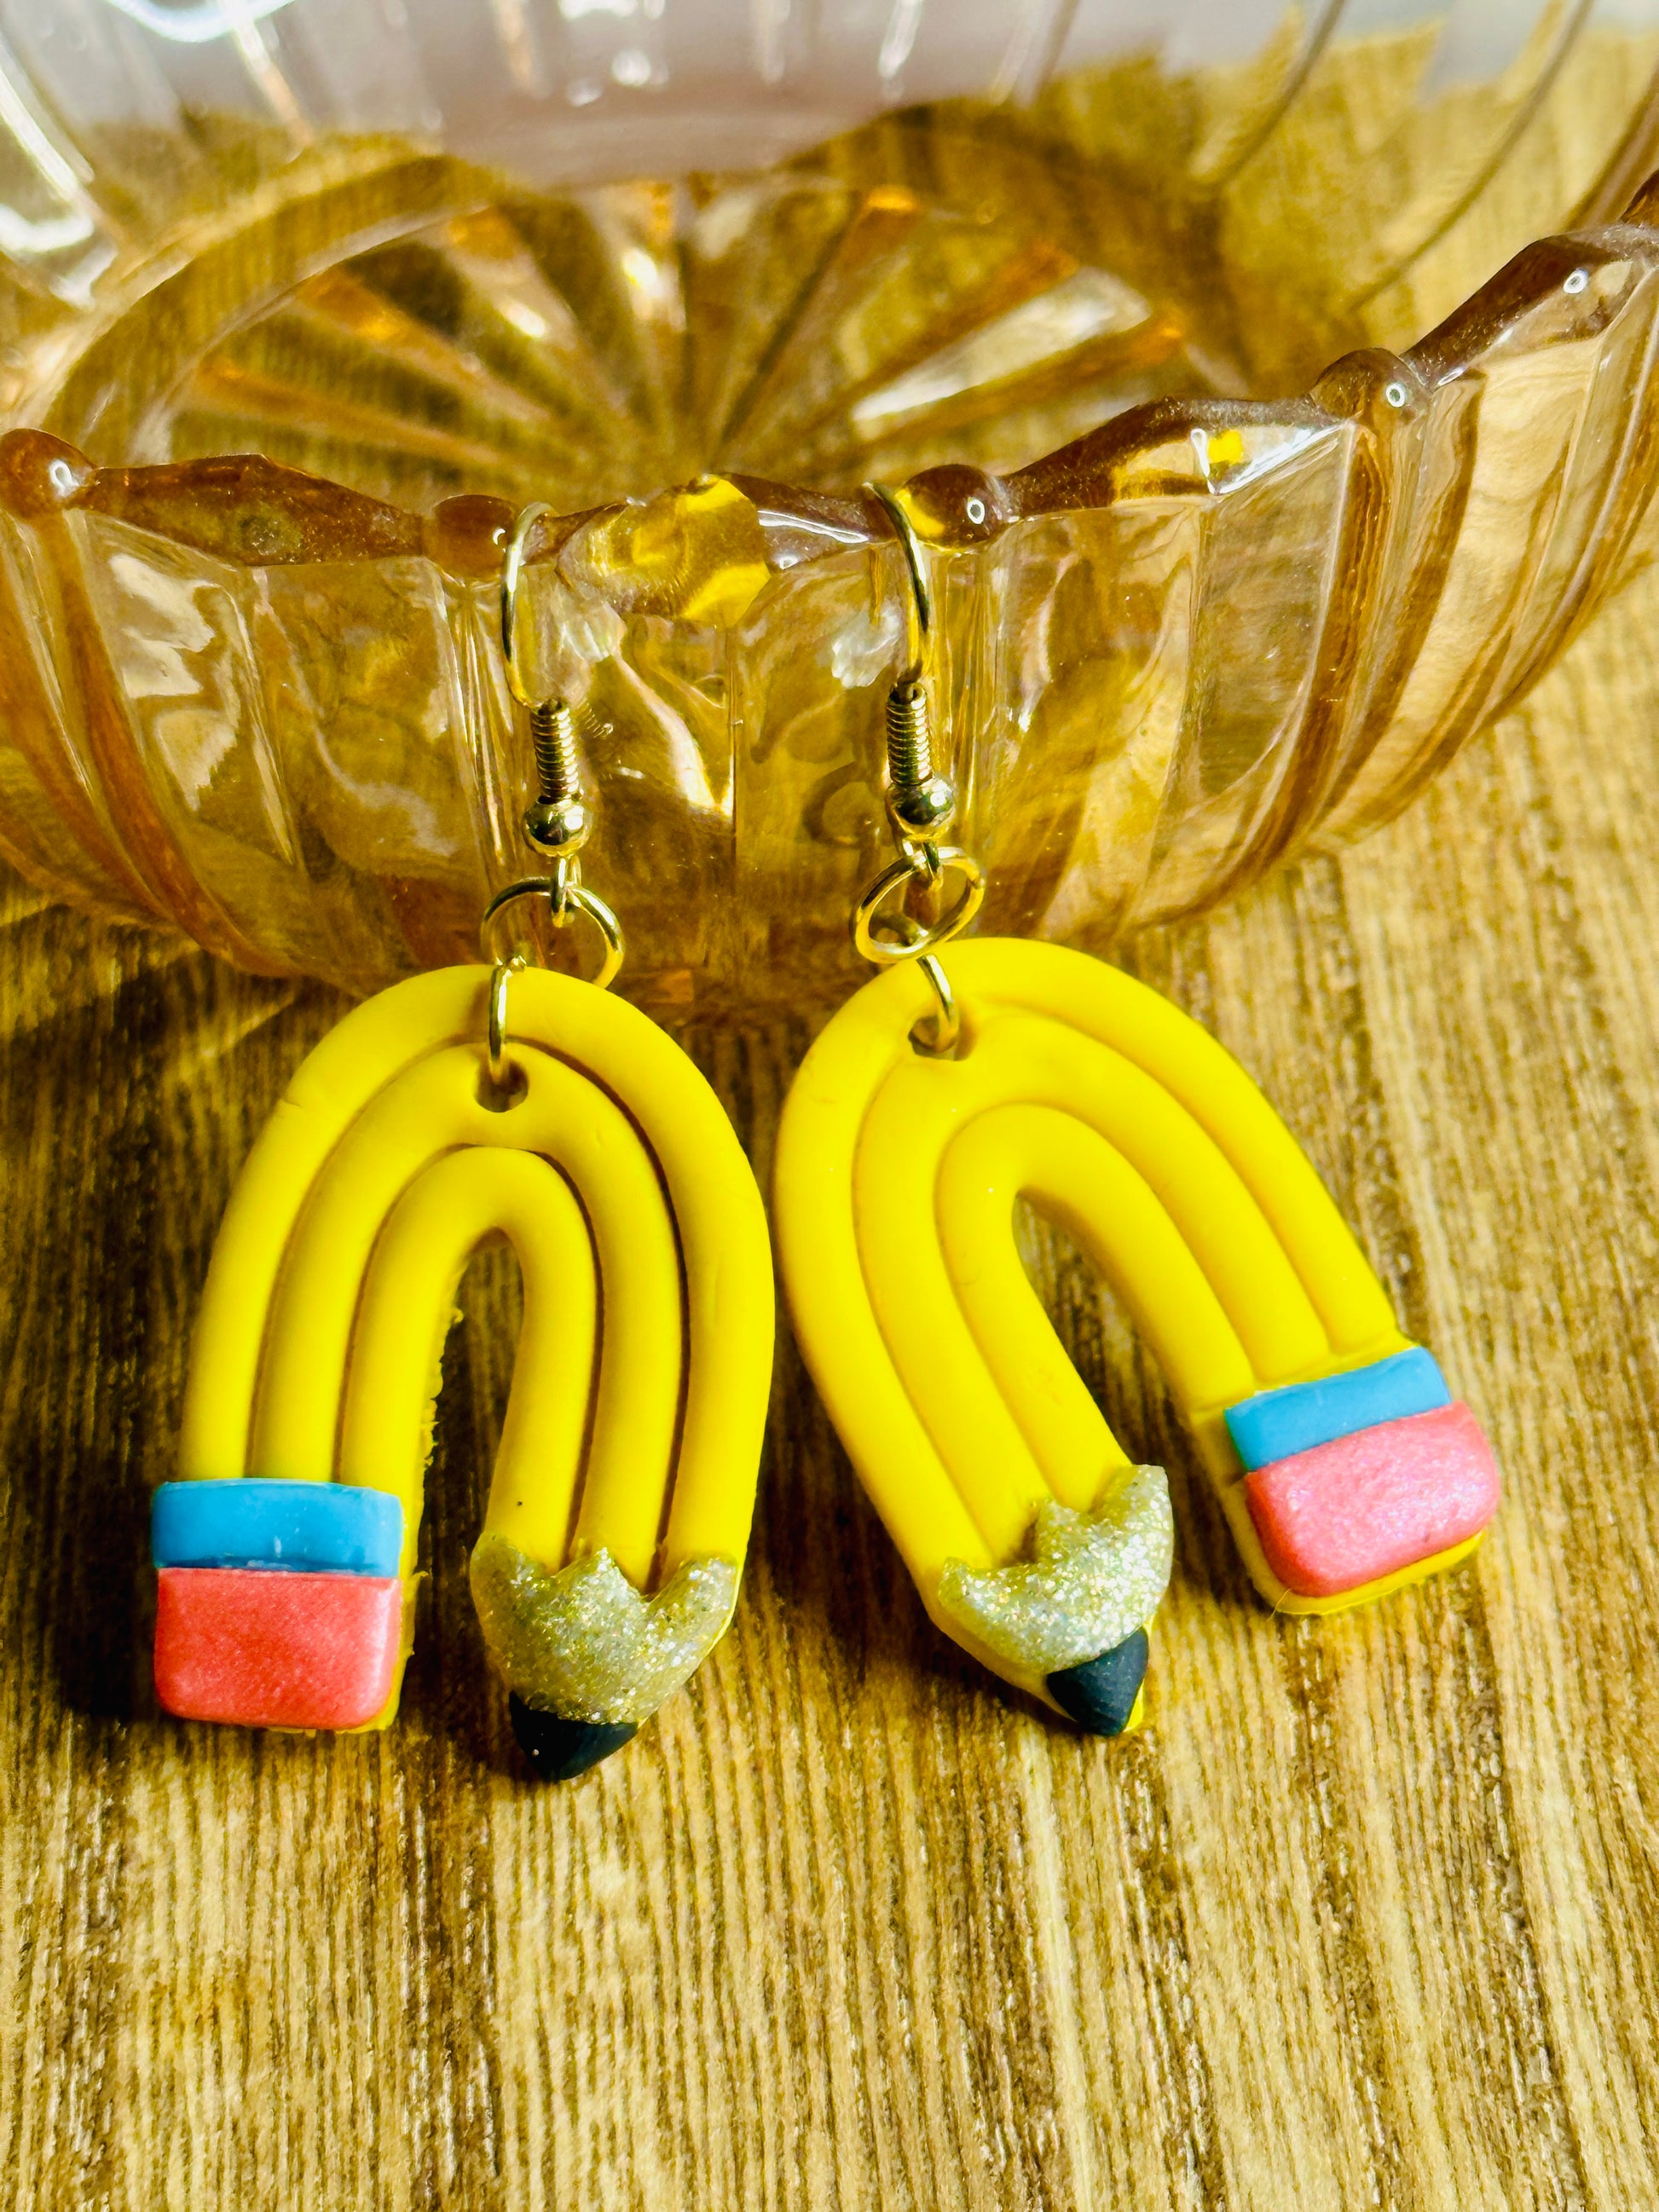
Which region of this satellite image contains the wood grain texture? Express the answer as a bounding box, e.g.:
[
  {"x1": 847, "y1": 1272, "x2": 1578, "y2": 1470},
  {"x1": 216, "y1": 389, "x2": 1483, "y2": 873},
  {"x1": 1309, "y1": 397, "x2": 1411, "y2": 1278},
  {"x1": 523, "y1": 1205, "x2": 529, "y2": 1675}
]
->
[{"x1": 5, "y1": 554, "x2": 1659, "y2": 2211}]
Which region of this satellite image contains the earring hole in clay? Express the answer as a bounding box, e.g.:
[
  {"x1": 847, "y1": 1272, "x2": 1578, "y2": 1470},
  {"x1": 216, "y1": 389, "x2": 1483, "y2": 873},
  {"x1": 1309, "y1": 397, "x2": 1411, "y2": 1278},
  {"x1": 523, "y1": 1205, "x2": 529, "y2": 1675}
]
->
[
  {"x1": 477, "y1": 1060, "x2": 529, "y2": 1112},
  {"x1": 909, "y1": 1002, "x2": 975, "y2": 1061}
]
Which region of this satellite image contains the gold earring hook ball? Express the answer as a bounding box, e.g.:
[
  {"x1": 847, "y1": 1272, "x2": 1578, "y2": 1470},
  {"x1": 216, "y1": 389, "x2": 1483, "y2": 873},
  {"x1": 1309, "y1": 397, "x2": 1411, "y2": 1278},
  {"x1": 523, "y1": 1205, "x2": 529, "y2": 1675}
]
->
[
  {"x1": 887, "y1": 774, "x2": 957, "y2": 840},
  {"x1": 523, "y1": 794, "x2": 590, "y2": 857}
]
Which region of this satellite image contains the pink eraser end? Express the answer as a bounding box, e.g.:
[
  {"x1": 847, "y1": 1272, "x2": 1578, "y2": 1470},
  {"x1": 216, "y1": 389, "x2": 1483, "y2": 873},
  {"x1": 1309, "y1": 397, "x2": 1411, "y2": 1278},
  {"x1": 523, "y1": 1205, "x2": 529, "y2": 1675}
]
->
[
  {"x1": 154, "y1": 1567, "x2": 402, "y2": 1730},
  {"x1": 1244, "y1": 1401, "x2": 1500, "y2": 1598}
]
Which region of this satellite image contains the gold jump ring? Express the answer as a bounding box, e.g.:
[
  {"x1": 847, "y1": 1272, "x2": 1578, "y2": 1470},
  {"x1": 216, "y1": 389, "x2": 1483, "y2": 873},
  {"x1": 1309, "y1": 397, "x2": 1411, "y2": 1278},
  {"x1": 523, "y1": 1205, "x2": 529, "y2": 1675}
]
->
[
  {"x1": 481, "y1": 875, "x2": 625, "y2": 990},
  {"x1": 912, "y1": 952, "x2": 960, "y2": 1057},
  {"x1": 487, "y1": 957, "x2": 518, "y2": 1089},
  {"x1": 852, "y1": 846, "x2": 984, "y2": 967}
]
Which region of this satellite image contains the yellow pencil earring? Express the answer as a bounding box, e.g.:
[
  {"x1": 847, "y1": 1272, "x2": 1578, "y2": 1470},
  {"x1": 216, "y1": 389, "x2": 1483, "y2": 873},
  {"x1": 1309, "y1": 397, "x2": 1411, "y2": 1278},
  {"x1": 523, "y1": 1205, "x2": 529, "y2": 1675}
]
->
[
  {"x1": 772, "y1": 484, "x2": 1500, "y2": 1736},
  {"x1": 151, "y1": 505, "x2": 774, "y2": 1782}
]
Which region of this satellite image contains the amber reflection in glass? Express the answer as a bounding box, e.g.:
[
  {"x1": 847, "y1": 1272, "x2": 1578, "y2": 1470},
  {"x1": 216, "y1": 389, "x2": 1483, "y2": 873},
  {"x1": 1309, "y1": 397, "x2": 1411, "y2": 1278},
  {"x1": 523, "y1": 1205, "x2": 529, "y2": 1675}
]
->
[{"x1": 0, "y1": 44, "x2": 1655, "y2": 1014}]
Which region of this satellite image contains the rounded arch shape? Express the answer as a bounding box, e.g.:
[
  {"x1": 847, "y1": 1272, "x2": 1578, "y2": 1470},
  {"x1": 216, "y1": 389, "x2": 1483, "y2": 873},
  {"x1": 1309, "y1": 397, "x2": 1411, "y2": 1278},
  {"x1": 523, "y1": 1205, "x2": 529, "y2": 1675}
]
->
[
  {"x1": 774, "y1": 939, "x2": 1498, "y2": 1712},
  {"x1": 154, "y1": 967, "x2": 774, "y2": 1744}
]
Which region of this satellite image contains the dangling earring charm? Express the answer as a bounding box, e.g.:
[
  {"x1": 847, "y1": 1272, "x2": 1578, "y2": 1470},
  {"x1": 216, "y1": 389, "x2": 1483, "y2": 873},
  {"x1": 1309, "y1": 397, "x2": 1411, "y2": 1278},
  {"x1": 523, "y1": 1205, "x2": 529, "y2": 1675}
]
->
[
  {"x1": 772, "y1": 483, "x2": 1499, "y2": 1736},
  {"x1": 151, "y1": 505, "x2": 774, "y2": 1781}
]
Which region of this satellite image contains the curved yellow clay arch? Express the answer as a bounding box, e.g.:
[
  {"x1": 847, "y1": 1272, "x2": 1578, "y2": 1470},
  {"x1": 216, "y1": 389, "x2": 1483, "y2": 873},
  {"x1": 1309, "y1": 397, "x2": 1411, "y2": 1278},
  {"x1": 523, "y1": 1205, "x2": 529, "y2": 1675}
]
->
[
  {"x1": 774, "y1": 939, "x2": 1442, "y2": 1709},
  {"x1": 175, "y1": 965, "x2": 774, "y2": 1732},
  {"x1": 339, "y1": 1146, "x2": 600, "y2": 1580},
  {"x1": 936, "y1": 1105, "x2": 1249, "y2": 1496},
  {"x1": 251, "y1": 1042, "x2": 684, "y2": 1585}
]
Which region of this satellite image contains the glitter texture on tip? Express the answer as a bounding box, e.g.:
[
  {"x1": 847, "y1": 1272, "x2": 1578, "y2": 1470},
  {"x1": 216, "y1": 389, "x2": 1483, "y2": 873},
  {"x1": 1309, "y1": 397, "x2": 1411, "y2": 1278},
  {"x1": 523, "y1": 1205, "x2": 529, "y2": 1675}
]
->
[
  {"x1": 937, "y1": 1468, "x2": 1174, "y2": 1675},
  {"x1": 470, "y1": 1535, "x2": 738, "y2": 1724}
]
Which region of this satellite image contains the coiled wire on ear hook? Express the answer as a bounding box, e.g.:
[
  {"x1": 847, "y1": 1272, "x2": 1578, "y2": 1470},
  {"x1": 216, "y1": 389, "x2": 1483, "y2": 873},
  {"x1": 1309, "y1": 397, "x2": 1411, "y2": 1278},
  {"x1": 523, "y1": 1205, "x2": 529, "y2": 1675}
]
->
[
  {"x1": 482, "y1": 505, "x2": 626, "y2": 1093},
  {"x1": 500, "y1": 501, "x2": 590, "y2": 888},
  {"x1": 864, "y1": 481, "x2": 957, "y2": 854},
  {"x1": 856, "y1": 482, "x2": 983, "y2": 1055}
]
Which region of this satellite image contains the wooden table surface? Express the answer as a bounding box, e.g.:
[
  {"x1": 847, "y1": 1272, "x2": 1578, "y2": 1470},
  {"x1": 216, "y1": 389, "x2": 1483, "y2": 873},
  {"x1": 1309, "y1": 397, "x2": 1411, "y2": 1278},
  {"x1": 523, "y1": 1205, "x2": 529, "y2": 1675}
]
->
[{"x1": 4, "y1": 551, "x2": 1659, "y2": 2211}]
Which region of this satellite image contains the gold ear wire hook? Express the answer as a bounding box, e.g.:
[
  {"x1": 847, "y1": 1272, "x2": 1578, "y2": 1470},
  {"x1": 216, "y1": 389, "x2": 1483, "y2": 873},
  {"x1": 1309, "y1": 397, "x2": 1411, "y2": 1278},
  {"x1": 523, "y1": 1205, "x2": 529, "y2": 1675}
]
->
[
  {"x1": 864, "y1": 482, "x2": 955, "y2": 852},
  {"x1": 855, "y1": 483, "x2": 982, "y2": 1056},
  {"x1": 499, "y1": 500, "x2": 549, "y2": 704},
  {"x1": 482, "y1": 505, "x2": 625, "y2": 1025},
  {"x1": 866, "y1": 480, "x2": 931, "y2": 685},
  {"x1": 500, "y1": 501, "x2": 590, "y2": 878}
]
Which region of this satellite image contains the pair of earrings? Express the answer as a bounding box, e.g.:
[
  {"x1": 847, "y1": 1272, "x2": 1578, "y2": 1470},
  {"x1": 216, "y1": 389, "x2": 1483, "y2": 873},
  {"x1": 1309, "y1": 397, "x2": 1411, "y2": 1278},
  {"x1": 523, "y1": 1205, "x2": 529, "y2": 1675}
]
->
[{"x1": 149, "y1": 494, "x2": 1500, "y2": 1779}]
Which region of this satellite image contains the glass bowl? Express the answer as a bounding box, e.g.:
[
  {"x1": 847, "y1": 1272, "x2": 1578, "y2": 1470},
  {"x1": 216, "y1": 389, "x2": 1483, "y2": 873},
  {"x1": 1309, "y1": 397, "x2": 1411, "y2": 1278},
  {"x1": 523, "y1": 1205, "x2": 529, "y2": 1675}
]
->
[{"x1": 0, "y1": 1, "x2": 1656, "y2": 1015}]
